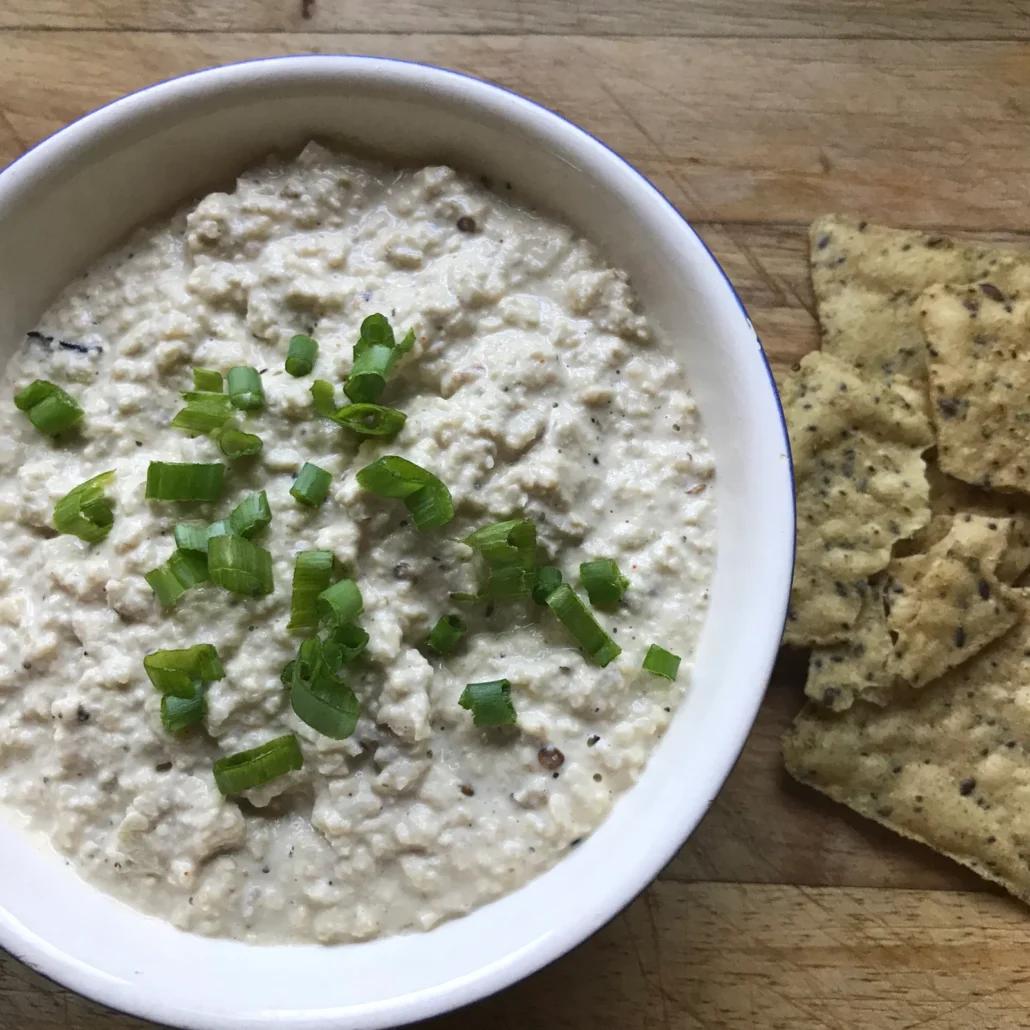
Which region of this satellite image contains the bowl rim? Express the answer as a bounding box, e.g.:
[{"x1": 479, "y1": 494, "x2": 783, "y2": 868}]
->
[{"x1": 0, "y1": 53, "x2": 795, "y2": 1030}]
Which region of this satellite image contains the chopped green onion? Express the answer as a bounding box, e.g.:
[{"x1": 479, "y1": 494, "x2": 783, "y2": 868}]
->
[
  {"x1": 145, "y1": 462, "x2": 225, "y2": 502},
  {"x1": 280, "y1": 661, "x2": 295, "y2": 687},
  {"x1": 545, "y1": 584, "x2": 622, "y2": 667},
  {"x1": 532, "y1": 566, "x2": 563, "y2": 605},
  {"x1": 193, "y1": 368, "x2": 223, "y2": 392},
  {"x1": 161, "y1": 682, "x2": 206, "y2": 734},
  {"x1": 290, "y1": 462, "x2": 332, "y2": 508},
  {"x1": 426, "y1": 614, "x2": 467, "y2": 654},
  {"x1": 289, "y1": 637, "x2": 361, "y2": 739},
  {"x1": 459, "y1": 679, "x2": 516, "y2": 728},
  {"x1": 356, "y1": 455, "x2": 453, "y2": 532},
  {"x1": 208, "y1": 535, "x2": 274, "y2": 597},
  {"x1": 53, "y1": 471, "x2": 116, "y2": 543},
  {"x1": 170, "y1": 391, "x2": 233, "y2": 434},
  {"x1": 213, "y1": 734, "x2": 303, "y2": 795},
  {"x1": 311, "y1": 381, "x2": 407, "y2": 437},
  {"x1": 580, "y1": 558, "x2": 630, "y2": 608},
  {"x1": 318, "y1": 578, "x2": 363, "y2": 626},
  {"x1": 464, "y1": 519, "x2": 537, "y2": 600},
  {"x1": 287, "y1": 550, "x2": 334, "y2": 633},
  {"x1": 344, "y1": 313, "x2": 415, "y2": 404},
  {"x1": 286, "y1": 334, "x2": 318, "y2": 377},
  {"x1": 172, "y1": 522, "x2": 211, "y2": 555},
  {"x1": 228, "y1": 491, "x2": 271, "y2": 539},
  {"x1": 642, "y1": 644, "x2": 681, "y2": 681},
  {"x1": 213, "y1": 423, "x2": 263, "y2": 458},
  {"x1": 143, "y1": 644, "x2": 224, "y2": 698},
  {"x1": 145, "y1": 550, "x2": 210, "y2": 608},
  {"x1": 325, "y1": 623, "x2": 369, "y2": 665},
  {"x1": 15, "y1": 379, "x2": 83, "y2": 436},
  {"x1": 227, "y1": 366, "x2": 265, "y2": 411}
]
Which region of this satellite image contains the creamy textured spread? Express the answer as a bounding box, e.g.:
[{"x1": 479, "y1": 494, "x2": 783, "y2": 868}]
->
[{"x1": 0, "y1": 143, "x2": 715, "y2": 944}]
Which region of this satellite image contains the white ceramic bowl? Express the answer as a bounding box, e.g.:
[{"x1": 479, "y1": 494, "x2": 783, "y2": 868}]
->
[{"x1": 0, "y1": 56, "x2": 793, "y2": 1029}]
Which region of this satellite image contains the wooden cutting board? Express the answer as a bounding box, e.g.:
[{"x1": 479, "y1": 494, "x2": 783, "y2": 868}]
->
[{"x1": 3, "y1": 2, "x2": 1030, "y2": 1027}]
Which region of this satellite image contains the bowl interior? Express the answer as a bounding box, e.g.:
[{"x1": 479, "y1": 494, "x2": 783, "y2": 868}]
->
[{"x1": 0, "y1": 57, "x2": 793, "y2": 1030}]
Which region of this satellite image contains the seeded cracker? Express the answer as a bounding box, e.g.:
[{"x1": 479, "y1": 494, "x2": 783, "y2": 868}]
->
[
  {"x1": 810, "y1": 216, "x2": 1030, "y2": 383},
  {"x1": 806, "y1": 515, "x2": 1021, "y2": 710},
  {"x1": 923, "y1": 284, "x2": 1030, "y2": 494},
  {"x1": 785, "y1": 597, "x2": 1030, "y2": 905},
  {"x1": 782, "y1": 351, "x2": 933, "y2": 646}
]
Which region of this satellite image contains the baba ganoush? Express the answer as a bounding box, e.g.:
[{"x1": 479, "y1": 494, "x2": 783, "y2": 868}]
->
[{"x1": 0, "y1": 143, "x2": 715, "y2": 944}]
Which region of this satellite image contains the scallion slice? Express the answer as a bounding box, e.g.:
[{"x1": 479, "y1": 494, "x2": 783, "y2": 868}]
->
[
  {"x1": 311, "y1": 381, "x2": 407, "y2": 438},
  {"x1": 143, "y1": 643, "x2": 224, "y2": 698},
  {"x1": 642, "y1": 644, "x2": 681, "y2": 681},
  {"x1": 170, "y1": 391, "x2": 233, "y2": 434},
  {"x1": 193, "y1": 368, "x2": 223, "y2": 392},
  {"x1": 15, "y1": 379, "x2": 83, "y2": 436},
  {"x1": 317, "y1": 578, "x2": 363, "y2": 626},
  {"x1": 287, "y1": 550, "x2": 334, "y2": 633},
  {"x1": 355, "y1": 455, "x2": 453, "y2": 531},
  {"x1": 213, "y1": 423, "x2": 263, "y2": 458},
  {"x1": 545, "y1": 584, "x2": 622, "y2": 667},
  {"x1": 532, "y1": 566, "x2": 563, "y2": 605},
  {"x1": 227, "y1": 366, "x2": 265, "y2": 411},
  {"x1": 53, "y1": 471, "x2": 116, "y2": 543},
  {"x1": 213, "y1": 734, "x2": 303, "y2": 795},
  {"x1": 145, "y1": 461, "x2": 225, "y2": 502},
  {"x1": 172, "y1": 522, "x2": 211, "y2": 555},
  {"x1": 289, "y1": 637, "x2": 361, "y2": 740},
  {"x1": 464, "y1": 519, "x2": 537, "y2": 600},
  {"x1": 344, "y1": 313, "x2": 415, "y2": 404},
  {"x1": 325, "y1": 623, "x2": 369, "y2": 665},
  {"x1": 580, "y1": 558, "x2": 630, "y2": 608},
  {"x1": 228, "y1": 491, "x2": 271, "y2": 539},
  {"x1": 208, "y1": 535, "x2": 274, "y2": 597},
  {"x1": 161, "y1": 682, "x2": 206, "y2": 734},
  {"x1": 145, "y1": 549, "x2": 210, "y2": 608},
  {"x1": 290, "y1": 462, "x2": 332, "y2": 508},
  {"x1": 426, "y1": 614, "x2": 466, "y2": 654},
  {"x1": 459, "y1": 679, "x2": 516, "y2": 728},
  {"x1": 286, "y1": 334, "x2": 318, "y2": 377}
]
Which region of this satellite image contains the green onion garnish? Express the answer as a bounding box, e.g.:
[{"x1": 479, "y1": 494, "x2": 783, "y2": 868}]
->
[
  {"x1": 311, "y1": 381, "x2": 407, "y2": 438},
  {"x1": 172, "y1": 522, "x2": 211, "y2": 555},
  {"x1": 355, "y1": 455, "x2": 453, "y2": 532},
  {"x1": 325, "y1": 623, "x2": 369, "y2": 664},
  {"x1": 170, "y1": 391, "x2": 233, "y2": 434},
  {"x1": 286, "y1": 334, "x2": 318, "y2": 377},
  {"x1": 287, "y1": 550, "x2": 334, "y2": 634},
  {"x1": 228, "y1": 491, "x2": 271, "y2": 539},
  {"x1": 463, "y1": 519, "x2": 537, "y2": 600},
  {"x1": 161, "y1": 682, "x2": 206, "y2": 734},
  {"x1": 426, "y1": 614, "x2": 466, "y2": 654},
  {"x1": 53, "y1": 471, "x2": 116, "y2": 543},
  {"x1": 213, "y1": 423, "x2": 263, "y2": 458},
  {"x1": 143, "y1": 643, "x2": 224, "y2": 697},
  {"x1": 290, "y1": 462, "x2": 332, "y2": 508},
  {"x1": 193, "y1": 368, "x2": 223, "y2": 392},
  {"x1": 642, "y1": 644, "x2": 681, "y2": 681},
  {"x1": 459, "y1": 679, "x2": 516, "y2": 728},
  {"x1": 580, "y1": 558, "x2": 630, "y2": 608},
  {"x1": 227, "y1": 366, "x2": 265, "y2": 411},
  {"x1": 532, "y1": 566, "x2": 563, "y2": 605},
  {"x1": 288, "y1": 637, "x2": 361, "y2": 740},
  {"x1": 213, "y1": 734, "x2": 303, "y2": 795},
  {"x1": 208, "y1": 535, "x2": 274, "y2": 597},
  {"x1": 317, "y1": 578, "x2": 363, "y2": 626},
  {"x1": 15, "y1": 379, "x2": 83, "y2": 437},
  {"x1": 145, "y1": 549, "x2": 210, "y2": 608},
  {"x1": 344, "y1": 313, "x2": 415, "y2": 404},
  {"x1": 145, "y1": 461, "x2": 225, "y2": 502},
  {"x1": 545, "y1": 584, "x2": 622, "y2": 667}
]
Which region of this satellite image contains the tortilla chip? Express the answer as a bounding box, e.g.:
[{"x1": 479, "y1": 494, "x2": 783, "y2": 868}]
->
[
  {"x1": 785, "y1": 599, "x2": 1030, "y2": 905},
  {"x1": 922, "y1": 284, "x2": 1030, "y2": 494},
  {"x1": 783, "y1": 351, "x2": 933, "y2": 645},
  {"x1": 810, "y1": 216, "x2": 1030, "y2": 383},
  {"x1": 805, "y1": 514, "x2": 1020, "y2": 709}
]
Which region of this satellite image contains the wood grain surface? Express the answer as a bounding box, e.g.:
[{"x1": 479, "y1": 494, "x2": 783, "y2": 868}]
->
[{"x1": 3, "y1": 3, "x2": 1030, "y2": 1028}]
